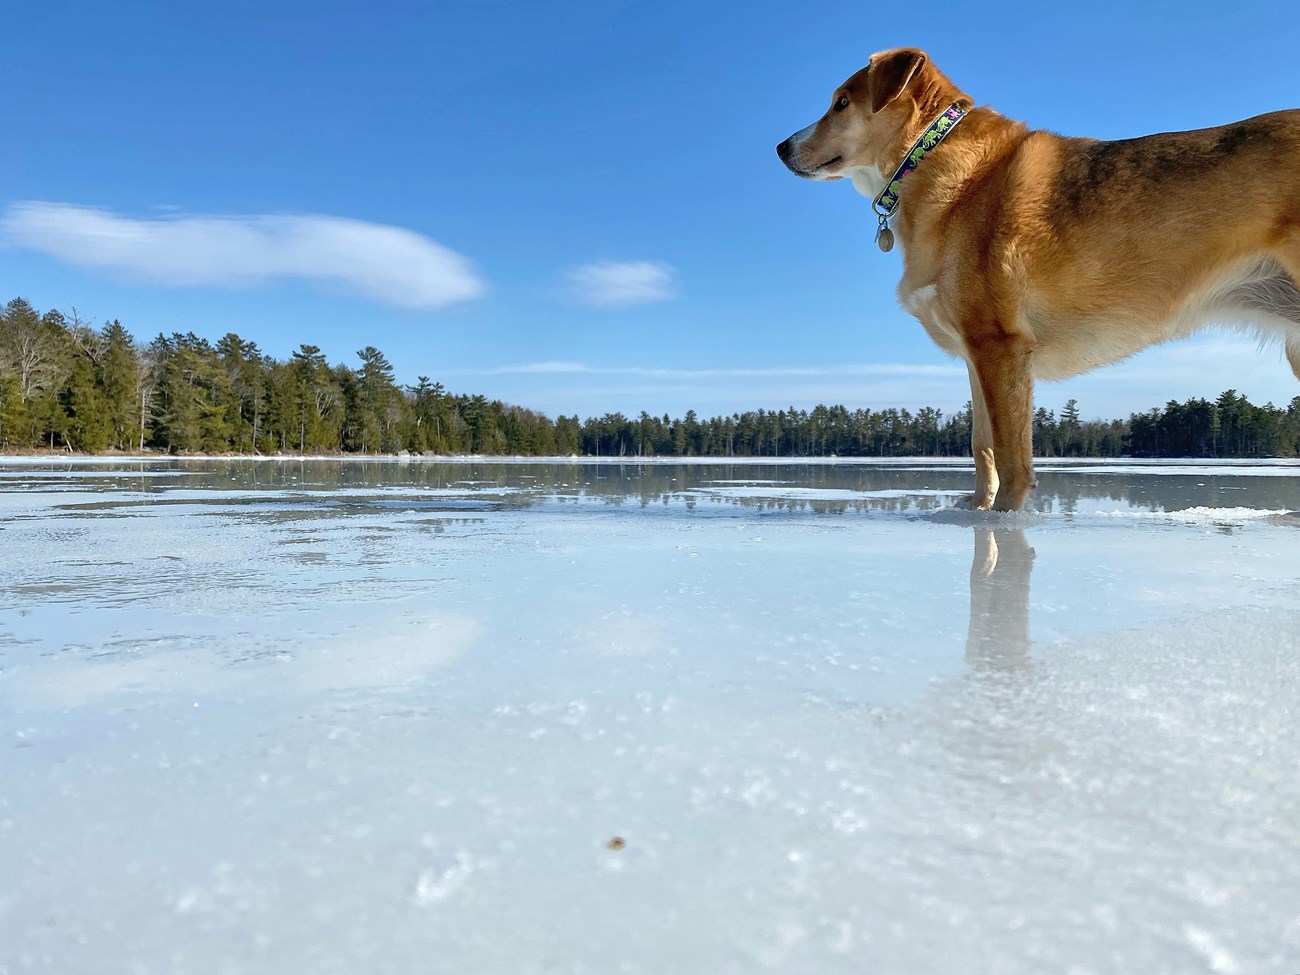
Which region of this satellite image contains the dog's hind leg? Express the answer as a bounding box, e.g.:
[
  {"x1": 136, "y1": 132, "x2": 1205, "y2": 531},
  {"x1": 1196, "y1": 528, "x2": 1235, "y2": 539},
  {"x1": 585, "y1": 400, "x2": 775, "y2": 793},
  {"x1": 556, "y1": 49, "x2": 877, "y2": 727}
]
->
[{"x1": 1265, "y1": 245, "x2": 1300, "y2": 379}]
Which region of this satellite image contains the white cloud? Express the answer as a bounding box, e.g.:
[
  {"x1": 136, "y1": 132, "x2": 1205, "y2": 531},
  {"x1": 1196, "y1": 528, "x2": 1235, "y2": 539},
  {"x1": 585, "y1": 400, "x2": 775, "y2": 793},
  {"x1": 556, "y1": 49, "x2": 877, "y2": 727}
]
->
[
  {"x1": 566, "y1": 260, "x2": 676, "y2": 308},
  {"x1": 0, "y1": 201, "x2": 486, "y2": 309}
]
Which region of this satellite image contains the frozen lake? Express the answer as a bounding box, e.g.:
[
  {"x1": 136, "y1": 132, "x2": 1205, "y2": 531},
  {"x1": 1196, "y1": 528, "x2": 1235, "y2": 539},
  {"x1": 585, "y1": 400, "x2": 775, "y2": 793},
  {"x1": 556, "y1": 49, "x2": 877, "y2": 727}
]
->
[{"x1": 2, "y1": 457, "x2": 1299, "y2": 974}]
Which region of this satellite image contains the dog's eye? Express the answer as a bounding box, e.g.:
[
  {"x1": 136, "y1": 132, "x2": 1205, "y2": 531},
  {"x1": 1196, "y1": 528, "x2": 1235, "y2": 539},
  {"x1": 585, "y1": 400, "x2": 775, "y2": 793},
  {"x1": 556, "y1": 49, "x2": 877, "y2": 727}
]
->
[{"x1": 834, "y1": 95, "x2": 850, "y2": 112}]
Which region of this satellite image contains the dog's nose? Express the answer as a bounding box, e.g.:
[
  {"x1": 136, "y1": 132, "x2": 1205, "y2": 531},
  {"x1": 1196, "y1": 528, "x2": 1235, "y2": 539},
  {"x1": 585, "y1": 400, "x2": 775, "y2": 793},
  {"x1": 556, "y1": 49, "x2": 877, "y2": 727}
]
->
[{"x1": 776, "y1": 138, "x2": 791, "y2": 162}]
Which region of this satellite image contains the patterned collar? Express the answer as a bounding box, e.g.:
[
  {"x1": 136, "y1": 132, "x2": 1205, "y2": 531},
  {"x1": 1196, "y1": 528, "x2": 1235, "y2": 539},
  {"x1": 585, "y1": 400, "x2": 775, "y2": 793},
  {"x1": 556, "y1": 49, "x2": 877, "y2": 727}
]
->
[{"x1": 873, "y1": 103, "x2": 968, "y2": 252}]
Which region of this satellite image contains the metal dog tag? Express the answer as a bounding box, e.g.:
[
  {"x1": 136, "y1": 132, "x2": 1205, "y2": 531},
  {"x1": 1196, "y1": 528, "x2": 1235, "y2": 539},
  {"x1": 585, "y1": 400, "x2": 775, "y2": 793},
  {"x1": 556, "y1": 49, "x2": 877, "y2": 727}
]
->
[{"x1": 876, "y1": 226, "x2": 894, "y2": 253}]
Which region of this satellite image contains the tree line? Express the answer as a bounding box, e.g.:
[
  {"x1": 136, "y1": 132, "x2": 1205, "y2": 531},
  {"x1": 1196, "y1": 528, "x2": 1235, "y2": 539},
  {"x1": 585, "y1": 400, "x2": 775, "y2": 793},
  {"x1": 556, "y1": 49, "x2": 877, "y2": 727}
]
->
[{"x1": 3, "y1": 297, "x2": 1299, "y2": 458}]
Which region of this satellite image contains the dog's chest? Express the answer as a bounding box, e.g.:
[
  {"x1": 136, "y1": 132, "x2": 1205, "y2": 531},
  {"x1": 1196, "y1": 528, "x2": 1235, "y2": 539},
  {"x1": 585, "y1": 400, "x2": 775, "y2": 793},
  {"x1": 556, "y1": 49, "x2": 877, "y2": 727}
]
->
[{"x1": 899, "y1": 283, "x2": 966, "y2": 358}]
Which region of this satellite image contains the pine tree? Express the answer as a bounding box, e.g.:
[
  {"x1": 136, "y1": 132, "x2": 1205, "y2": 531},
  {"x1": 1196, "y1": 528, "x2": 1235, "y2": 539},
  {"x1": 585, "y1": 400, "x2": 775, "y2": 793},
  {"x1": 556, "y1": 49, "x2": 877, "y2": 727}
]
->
[
  {"x1": 407, "y1": 376, "x2": 447, "y2": 452},
  {"x1": 354, "y1": 346, "x2": 398, "y2": 453},
  {"x1": 100, "y1": 321, "x2": 143, "y2": 450},
  {"x1": 62, "y1": 349, "x2": 111, "y2": 452},
  {"x1": 216, "y1": 333, "x2": 267, "y2": 453},
  {"x1": 1060, "y1": 399, "x2": 1081, "y2": 455}
]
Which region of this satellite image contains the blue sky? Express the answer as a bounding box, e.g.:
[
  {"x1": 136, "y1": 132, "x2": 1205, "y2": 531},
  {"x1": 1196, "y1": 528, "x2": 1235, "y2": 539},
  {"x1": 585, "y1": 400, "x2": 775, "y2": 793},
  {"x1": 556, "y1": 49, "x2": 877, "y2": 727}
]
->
[{"x1": 4, "y1": 0, "x2": 1300, "y2": 421}]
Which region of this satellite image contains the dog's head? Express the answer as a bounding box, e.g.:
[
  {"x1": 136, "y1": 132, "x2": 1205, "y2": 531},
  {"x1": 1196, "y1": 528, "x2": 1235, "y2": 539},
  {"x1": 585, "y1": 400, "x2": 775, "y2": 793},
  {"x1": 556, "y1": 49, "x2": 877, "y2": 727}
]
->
[{"x1": 776, "y1": 48, "x2": 936, "y2": 191}]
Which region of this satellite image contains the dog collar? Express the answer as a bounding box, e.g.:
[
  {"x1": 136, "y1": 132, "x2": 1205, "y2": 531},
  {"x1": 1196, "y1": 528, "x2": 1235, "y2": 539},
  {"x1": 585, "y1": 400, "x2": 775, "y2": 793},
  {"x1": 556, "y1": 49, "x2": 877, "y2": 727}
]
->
[{"x1": 873, "y1": 102, "x2": 968, "y2": 252}]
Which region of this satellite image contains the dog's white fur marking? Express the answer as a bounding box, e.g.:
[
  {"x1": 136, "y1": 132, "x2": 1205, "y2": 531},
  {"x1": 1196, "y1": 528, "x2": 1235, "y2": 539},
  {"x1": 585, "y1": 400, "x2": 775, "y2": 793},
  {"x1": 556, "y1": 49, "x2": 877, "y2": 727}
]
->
[
  {"x1": 899, "y1": 282, "x2": 966, "y2": 357},
  {"x1": 846, "y1": 164, "x2": 890, "y2": 201},
  {"x1": 899, "y1": 283, "x2": 937, "y2": 316}
]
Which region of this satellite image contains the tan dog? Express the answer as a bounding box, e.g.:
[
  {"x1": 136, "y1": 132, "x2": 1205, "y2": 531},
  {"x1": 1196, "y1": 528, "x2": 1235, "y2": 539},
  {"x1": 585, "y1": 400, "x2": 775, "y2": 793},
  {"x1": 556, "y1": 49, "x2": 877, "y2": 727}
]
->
[{"x1": 778, "y1": 48, "x2": 1300, "y2": 510}]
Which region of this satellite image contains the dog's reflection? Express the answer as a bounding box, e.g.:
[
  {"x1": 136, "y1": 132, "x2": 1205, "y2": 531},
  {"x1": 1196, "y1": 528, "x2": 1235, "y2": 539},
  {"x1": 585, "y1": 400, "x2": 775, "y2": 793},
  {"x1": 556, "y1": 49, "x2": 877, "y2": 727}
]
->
[{"x1": 965, "y1": 527, "x2": 1035, "y2": 670}]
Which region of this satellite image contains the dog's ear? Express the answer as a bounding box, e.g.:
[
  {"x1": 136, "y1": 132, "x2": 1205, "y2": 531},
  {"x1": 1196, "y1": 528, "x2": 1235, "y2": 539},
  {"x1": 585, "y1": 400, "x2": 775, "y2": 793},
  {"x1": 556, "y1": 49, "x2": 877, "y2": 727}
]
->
[{"x1": 869, "y1": 49, "x2": 927, "y2": 113}]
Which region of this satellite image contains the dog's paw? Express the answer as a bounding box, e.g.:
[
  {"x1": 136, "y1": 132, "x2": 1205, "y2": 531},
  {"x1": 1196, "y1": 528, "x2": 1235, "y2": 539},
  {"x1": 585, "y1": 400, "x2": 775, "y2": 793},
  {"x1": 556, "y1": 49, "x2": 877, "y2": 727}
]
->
[
  {"x1": 953, "y1": 493, "x2": 994, "y2": 511},
  {"x1": 992, "y1": 488, "x2": 1032, "y2": 512}
]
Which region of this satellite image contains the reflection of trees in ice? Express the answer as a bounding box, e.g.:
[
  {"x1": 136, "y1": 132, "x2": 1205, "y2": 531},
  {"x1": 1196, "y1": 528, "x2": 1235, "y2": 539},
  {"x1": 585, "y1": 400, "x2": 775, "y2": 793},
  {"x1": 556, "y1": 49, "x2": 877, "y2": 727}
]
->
[{"x1": 13, "y1": 457, "x2": 1297, "y2": 517}]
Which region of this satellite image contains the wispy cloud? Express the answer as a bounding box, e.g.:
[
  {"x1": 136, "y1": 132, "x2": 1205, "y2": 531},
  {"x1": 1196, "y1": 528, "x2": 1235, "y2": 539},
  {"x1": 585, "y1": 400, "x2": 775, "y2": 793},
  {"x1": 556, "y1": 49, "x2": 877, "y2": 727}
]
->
[
  {"x1": 0, "y1": 201, "x2": 486, "y2": 309},
  {"x1": 482, "y1": 360, "x2": 590, "y2": 374},
  {"x1": 458, "y1": 362, "x2": 966, "y2": 379},
  {"x1": 449, "y1": 361, "x2": 974, "y2": 417},
  {"x1": 565, "y1": 260, "x2": 676, "y2": 308},
  {"x1": 458, "y1": 337, "x2": 1300, "y2": 420}
]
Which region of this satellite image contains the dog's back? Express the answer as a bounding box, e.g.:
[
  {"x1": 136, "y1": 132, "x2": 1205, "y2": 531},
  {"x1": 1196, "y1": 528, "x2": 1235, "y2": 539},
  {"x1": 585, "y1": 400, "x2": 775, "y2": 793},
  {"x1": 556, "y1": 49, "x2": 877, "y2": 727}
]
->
[{"x1": 997, "y1": 111, "x2": 1300, "y2": 381}]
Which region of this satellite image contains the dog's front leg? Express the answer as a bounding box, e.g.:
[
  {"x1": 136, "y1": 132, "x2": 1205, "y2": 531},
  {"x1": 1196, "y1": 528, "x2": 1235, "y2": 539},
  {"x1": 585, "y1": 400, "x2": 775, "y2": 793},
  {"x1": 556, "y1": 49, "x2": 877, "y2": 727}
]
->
[
  {"x1": 957, "y1": 360, "x2": 998, "y2": 509},
  {"x1": 969, "y1": 336, "x2": 1037, "y2": 511}
]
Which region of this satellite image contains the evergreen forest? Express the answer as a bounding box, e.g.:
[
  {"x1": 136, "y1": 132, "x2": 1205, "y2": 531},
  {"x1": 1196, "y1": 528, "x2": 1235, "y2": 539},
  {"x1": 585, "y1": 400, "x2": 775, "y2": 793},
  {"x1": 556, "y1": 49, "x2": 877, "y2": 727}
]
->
[{"x1": 4, "y1": 297, "x2": 1300, "y2": 458}]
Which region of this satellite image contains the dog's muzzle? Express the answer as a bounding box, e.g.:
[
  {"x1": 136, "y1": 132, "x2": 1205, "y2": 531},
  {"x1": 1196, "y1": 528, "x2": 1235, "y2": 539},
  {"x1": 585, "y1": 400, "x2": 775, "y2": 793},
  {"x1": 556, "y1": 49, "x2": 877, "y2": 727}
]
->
[
  {"x1": 776, "y1": 137, "x2": 809, "y2": 177},
  {"x1": 778, "y1": 132, "x2": 838, "y2": 179}
]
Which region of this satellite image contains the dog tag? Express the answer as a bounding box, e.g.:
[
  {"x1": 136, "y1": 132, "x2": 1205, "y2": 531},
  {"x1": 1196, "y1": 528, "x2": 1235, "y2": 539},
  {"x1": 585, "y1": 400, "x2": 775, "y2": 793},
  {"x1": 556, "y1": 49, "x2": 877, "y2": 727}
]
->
[{"x1": 876, "y1": 226, "x2": 894, "y2": 253}]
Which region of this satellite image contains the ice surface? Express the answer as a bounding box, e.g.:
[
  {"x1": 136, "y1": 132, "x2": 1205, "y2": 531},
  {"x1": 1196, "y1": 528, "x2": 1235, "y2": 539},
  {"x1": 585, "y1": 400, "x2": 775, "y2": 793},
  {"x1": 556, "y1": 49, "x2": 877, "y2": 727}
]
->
[{"x1": 1, "y1": 457, "x2": 1299, "y2": 974}]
